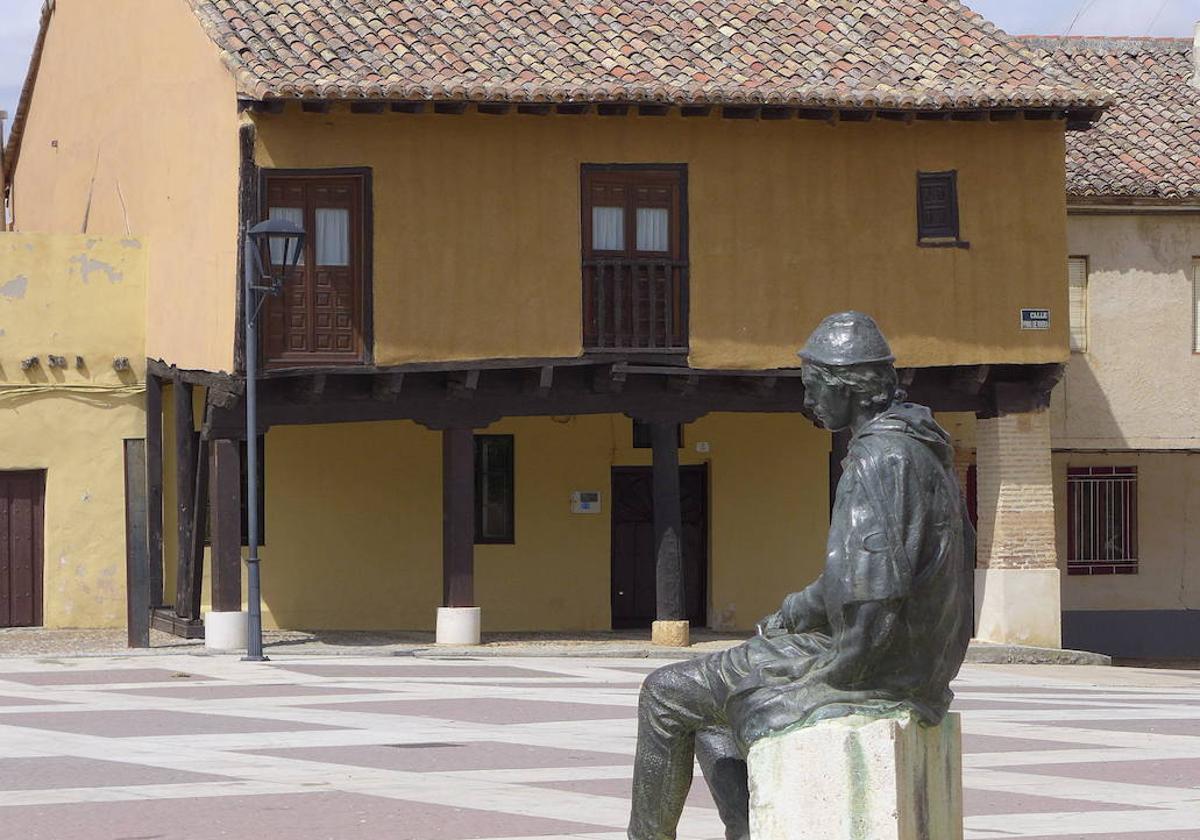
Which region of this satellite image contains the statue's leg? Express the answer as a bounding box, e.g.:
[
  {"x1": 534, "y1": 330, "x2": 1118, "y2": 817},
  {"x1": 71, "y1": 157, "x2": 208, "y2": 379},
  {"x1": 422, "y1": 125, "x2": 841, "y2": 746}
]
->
[
  {"x1": 628, "y1": 659, "x2": 727, "y2": 840},
  {"x1": 695, "y1": 726, "x2": 749, "y2": 840}
]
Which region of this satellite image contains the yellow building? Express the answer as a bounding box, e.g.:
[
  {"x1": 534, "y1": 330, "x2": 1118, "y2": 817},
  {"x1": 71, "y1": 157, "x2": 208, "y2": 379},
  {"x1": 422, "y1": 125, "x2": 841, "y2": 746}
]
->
[{"x1": 2, "y1": 0, "x2": 1105, "y2": 647}]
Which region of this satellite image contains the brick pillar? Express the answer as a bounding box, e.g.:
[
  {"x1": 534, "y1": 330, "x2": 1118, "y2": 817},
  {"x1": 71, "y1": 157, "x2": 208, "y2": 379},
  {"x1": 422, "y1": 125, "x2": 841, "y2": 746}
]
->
[{"x1": 974, "y1": 409, "x2": 1061, "y2": 648}]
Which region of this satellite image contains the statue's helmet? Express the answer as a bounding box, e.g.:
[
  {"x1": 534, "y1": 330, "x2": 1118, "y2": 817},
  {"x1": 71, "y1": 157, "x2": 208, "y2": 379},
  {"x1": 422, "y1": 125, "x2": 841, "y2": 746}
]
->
[{"x1": 798, "y1": 311, "x2": 895, "y2": 367}]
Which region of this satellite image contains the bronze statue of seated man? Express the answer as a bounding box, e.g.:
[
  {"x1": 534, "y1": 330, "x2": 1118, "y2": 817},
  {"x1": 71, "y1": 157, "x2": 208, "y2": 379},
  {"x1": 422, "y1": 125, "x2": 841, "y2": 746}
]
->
[{"x1": 627, "y1": 312, "x2": 973, "y2": 840}]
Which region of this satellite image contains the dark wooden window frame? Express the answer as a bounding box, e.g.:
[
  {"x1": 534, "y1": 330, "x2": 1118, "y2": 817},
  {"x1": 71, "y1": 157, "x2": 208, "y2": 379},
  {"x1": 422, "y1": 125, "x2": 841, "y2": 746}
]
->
[
  {"x1": 916, "y1": 170, "x2": 968, "y2": 249},
  {"x1": 581, "y1": 163, "x2": 689, "y2": 352},
  {"x1": 475, "y1": 434, "x2": 515, "y2": 545},
  {"x1": 257, "y1": 167, "x2": 375, "y2": 367}
]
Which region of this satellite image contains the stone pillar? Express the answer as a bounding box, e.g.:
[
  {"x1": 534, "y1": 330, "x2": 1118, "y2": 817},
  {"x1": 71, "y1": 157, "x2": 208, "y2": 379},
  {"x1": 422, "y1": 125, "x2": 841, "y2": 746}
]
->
[{"x1": 974, "y1": 409, "x2": 1061, "y2": 648}]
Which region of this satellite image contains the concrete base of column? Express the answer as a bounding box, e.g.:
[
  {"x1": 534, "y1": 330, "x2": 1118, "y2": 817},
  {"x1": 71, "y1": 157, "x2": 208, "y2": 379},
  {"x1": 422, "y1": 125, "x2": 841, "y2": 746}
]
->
[
  {"x1": 974, "y1": 568, "x2": 1062, "y2": 649},
  {"x1": 651, "y1": 620, "x2": 690, "y2": 647},
  {"x1": 436, "y1": 607, "x2": 482, "y2": 645},
  {"x1": 203, "y1": 611, "x2": 248, "y2": 652}
]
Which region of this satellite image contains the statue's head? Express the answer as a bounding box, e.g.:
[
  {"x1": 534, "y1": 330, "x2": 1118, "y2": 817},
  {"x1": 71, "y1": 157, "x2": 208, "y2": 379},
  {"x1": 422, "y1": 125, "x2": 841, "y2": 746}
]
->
[{"x1": 798, "y1": 311, "x2": 900, "y2": 431}]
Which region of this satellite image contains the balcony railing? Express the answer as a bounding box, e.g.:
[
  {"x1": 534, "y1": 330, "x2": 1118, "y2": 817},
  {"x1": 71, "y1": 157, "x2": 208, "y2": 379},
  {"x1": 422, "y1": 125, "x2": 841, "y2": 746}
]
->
[{"x1": 583, "y1": 258, "x2": 688, "y2": 351}]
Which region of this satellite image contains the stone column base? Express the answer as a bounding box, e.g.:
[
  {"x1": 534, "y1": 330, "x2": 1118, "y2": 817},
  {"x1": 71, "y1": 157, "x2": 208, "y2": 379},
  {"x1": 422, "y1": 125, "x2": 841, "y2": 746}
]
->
[
  {"x1": 203, "y1": 611, "x2": 248, "y2": 652},
  {"x1": 436, "y1": 607, "x2": 481, "y2": 645},
  {"x1": 748, "y1": 713, "x2": 963, "y2": 840},
  {"x1": 975, "y1": 568, "x2": 1062, "y2": 649},
  {"x1": 651, "y1": 620, "x2": 690, "y2": 647}
]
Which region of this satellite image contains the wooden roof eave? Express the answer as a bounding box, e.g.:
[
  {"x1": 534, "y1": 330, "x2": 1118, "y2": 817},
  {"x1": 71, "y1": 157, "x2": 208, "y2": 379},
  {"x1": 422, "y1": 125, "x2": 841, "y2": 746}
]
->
[
  {"x1": 237, "y1": 96, "x2": 1108, "y2": 129},
  {"x1": 2, "y1": 0, "x2": 56, "y2": 200}
]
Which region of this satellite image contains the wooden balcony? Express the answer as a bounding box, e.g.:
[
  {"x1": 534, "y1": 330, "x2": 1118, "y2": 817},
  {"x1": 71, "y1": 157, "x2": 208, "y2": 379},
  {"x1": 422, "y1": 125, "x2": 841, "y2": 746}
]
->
[{"x1": 583, "y1": 258, "x2": 688, "y2": 351}]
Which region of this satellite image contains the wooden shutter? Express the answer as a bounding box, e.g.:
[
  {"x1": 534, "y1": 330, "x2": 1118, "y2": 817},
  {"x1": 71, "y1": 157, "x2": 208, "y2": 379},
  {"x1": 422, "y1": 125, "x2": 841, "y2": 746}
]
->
[
  {"x1": 262, "y1": 173, "x2": 368, "y2": 366},
  {"x1": 1068, "y1": 257, "x2": 1088, "y2": 353},
  {"x1": 1193, "y1": 258, "x2": 1200, "y2": 353}
]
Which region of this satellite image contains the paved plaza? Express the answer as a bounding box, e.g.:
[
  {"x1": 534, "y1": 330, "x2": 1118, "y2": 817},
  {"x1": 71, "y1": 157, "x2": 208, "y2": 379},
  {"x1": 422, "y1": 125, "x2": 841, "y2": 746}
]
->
[{"x1": 1, "y1": 654, "x2": 1199, "y2": 839}]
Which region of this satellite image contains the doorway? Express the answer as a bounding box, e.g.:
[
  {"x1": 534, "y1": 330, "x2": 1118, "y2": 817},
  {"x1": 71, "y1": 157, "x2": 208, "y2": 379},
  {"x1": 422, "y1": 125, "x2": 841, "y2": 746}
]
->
[
  {"x1": 0, "y1": 470, "x2": 45, "y2": 627},
  {"x1": 611, "y1": 465, "x2": 708, "y2": 629}
]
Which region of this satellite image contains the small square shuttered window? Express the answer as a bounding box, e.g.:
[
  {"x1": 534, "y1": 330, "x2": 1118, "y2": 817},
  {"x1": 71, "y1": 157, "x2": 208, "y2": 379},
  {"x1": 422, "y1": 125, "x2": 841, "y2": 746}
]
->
[
  {"x1": 916, "y1": 171, "x2": 959, "y2": 240},
  {"x1": 1068, "y1": 257, "x2": 1088, "y2": 353}
]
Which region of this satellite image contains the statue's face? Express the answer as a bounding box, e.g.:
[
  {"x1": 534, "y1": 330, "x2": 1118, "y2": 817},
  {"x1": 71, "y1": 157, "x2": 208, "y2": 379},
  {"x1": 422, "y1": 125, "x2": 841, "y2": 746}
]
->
[{"x1": 802, "y1": 365, "x2": 853, "y2": 431}]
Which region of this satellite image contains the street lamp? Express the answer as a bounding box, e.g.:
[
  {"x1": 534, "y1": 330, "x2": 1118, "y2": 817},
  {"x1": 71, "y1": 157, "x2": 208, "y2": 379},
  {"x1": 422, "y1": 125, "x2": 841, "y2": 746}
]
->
[{"x1": 242, "y1": 217, "x2": 305, "y2": 661}]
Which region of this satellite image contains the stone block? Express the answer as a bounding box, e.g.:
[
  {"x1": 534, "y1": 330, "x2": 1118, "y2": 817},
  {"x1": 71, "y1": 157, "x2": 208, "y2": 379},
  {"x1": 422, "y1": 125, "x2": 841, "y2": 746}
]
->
[
  {"x1": 651, "y1": 620, "x2": 690, "y2": 647},
  {"x1": 974, "y1": 567, "x2": 1062, "y2": 648},
  {"x1": 747, "y1": 712, "x2": 963, "y2": 840}
]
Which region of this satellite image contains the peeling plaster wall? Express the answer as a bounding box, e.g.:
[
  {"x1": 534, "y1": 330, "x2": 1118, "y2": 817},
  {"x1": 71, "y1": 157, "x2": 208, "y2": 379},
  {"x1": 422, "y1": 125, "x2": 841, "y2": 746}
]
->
[
  {"x1": 10, "y1": 0, "x2": 240, "y2": 373},
  {"x1": 0, "y1": 234, "x2": 147, "y2": 628}
]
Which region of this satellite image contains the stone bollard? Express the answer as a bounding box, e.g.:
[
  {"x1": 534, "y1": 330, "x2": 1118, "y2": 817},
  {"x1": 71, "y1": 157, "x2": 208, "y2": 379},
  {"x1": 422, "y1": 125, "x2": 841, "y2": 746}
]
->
[{"x1": 747, "y1": 712, "x2": 963, "y2": 840}]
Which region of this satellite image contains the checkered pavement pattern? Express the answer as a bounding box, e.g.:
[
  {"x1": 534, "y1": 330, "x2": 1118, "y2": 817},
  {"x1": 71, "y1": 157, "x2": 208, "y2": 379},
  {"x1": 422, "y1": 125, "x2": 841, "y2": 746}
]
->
[{"x1": 1, "y1": 655, "x2": 1199, "y2": 839}]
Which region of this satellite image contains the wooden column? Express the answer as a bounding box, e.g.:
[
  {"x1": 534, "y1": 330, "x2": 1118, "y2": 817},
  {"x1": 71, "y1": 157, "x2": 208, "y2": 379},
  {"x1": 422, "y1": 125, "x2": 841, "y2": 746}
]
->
[
  {"x1": 442, "y1": 428, "x2": 475, "y2": 607},
  {"x1": 172, "y1": 379, "x2": 199, "y2": 620},
  {"x1": 123, "y1": 440, "x2": 150, "y2": 648},
  {"x1": 208, "y1": 439, "x2": 243, "y2": 613},
  {"x1": 145, "y1": 374, "x2": 164, "y2": 607},
  {"x1": 650, "y1": 421, "x2": 687, "y2": 643}
]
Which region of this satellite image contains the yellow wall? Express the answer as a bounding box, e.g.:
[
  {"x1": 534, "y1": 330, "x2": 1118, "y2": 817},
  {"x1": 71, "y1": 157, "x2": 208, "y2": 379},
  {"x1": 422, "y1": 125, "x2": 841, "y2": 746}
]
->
[
  {"x1": 255, "y1": 110, "x2": 1070, "y2": 370},
  {"x1": 11, "y1": 0, "x2": 240, "y2": 373},
  {"x1": 176, "y1": 412, "x2": 829, "y2": 632},
  {"x1": 0, "y1": 234, "x2": 147, "y2": 628}
]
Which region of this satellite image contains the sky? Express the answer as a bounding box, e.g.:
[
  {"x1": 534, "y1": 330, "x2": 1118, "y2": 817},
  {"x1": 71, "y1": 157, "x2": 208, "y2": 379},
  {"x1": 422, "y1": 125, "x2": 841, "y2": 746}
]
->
[{"x1": 0, "y1": 0, "x2": 1198, "y2": 137}]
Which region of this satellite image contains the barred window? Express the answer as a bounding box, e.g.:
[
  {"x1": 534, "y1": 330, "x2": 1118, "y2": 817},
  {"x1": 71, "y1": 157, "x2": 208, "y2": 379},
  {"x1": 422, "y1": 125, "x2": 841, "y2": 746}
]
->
[{"x1": 1067, "y1": 466, "x2": 1137, "y2": 576}]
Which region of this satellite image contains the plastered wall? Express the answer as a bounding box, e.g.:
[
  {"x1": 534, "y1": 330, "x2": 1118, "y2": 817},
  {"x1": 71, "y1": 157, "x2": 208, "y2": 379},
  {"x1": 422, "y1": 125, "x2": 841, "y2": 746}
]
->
[
  {"x1": 0, "y1": 234, "x2": 147, "y2": 627},
  {"x1": 163, "y1": 412, "x2": 829, "y2": 632},
  {"x1": 254, "y1": 111, "x2": 1070, "y2": 371},
  {"x1": 10, "y1": 0, "x2": 240, "y2": 373},
  {"x1": 1052, "y1": 213, "x2": 1200, "y2": 449},
  {"x1": 1054, "y1": 451, "x2": 1200, "y2": 612}
]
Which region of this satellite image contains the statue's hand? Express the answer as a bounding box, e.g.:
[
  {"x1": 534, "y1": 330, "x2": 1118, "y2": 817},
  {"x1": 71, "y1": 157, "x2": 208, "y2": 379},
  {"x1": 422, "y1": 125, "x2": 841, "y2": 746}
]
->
[{"x1": 756, "y1": 611, "x2": 787, "y2": 638}]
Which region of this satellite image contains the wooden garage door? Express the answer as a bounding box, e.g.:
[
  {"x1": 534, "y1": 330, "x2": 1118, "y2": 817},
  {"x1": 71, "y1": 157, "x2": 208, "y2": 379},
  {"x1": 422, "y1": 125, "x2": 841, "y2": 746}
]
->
[{"x1": 0, "y1": 471, "x2": 45, "y2": 627}]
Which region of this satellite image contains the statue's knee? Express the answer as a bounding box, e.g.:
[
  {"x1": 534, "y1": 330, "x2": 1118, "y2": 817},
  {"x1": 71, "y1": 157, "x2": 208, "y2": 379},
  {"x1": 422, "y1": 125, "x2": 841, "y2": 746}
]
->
[{"x1": 638, "y1": 664, "x2": 683, "y2": 713}]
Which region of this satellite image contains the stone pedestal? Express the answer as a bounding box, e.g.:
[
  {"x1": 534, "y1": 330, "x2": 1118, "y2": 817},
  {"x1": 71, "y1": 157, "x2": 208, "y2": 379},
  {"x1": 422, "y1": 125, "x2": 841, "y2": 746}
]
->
[
  {"x1": 203, "y1": 611, "x2": 248, "y2": 652},
  {"x1": 747, "y1": 713, "x2": 963, "y2": 840},
  {"x1": 651, "y1": 620, "x2": 690, "y2": 647},
  {"x1": 436, "y1": 606, "x2": 481, "y2": 645}
]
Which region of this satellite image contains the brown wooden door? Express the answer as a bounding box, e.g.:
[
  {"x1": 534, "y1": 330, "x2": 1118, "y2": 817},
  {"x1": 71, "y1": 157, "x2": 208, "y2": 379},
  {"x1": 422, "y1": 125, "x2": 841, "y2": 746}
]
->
[
  {"x1": 611, "y1": 465, "x2": 707, "y2": 629},
  {"x1": 0, "y1": 471, "x2": 45, "y2": 627},
  {"x1": 262, "y1": 173, "x2": 367, "y2": 366}
]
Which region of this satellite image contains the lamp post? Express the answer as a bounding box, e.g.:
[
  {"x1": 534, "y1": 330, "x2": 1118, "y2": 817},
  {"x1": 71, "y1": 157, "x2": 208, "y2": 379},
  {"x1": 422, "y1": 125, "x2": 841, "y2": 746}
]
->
[{"x1": 242, "y1": 218, "x2": 305, "y2": 661}]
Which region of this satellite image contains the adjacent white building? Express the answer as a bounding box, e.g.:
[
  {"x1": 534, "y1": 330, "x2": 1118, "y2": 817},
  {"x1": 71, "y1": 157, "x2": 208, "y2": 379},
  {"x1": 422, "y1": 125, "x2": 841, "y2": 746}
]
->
[{"x1": 1028, "y1": 34, "x2": 1200, "y2": 658}]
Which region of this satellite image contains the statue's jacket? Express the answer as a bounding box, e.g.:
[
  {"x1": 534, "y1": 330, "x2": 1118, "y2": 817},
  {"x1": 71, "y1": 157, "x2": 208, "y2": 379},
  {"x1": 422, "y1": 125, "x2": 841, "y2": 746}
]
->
[{"x1": 722, "y1": 403, "x2": 973, "y2": 752}]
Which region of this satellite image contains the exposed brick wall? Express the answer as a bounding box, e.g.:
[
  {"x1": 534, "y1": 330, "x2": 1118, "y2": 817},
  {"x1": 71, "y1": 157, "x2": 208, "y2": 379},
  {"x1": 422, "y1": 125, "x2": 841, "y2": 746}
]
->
[{"x1": 976, "y1": 410, "x2": 1058, "y2": 570}]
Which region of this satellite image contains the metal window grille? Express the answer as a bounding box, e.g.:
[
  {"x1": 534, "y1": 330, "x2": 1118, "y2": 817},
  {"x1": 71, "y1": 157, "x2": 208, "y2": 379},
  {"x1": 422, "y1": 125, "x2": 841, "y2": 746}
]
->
[{"x1": 1066, "y1": 466, "x2": 1137, "y2": 576}]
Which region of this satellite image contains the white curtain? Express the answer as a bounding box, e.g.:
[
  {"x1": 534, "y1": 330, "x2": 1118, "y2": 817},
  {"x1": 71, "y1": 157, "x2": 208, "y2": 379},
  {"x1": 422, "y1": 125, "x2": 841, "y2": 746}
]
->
[
  {"x1": 268, "y1": 206, "x2": 305, "y2": 266},
  {"x1": 592, "y1": 206, "x2": 624, "y2": 250},
  {"x1": 316, "y1": 207, "x2": 351, "y2": 266},
  {"x1": 636, "y1": 207, "x2": 669, "y2": 252}
]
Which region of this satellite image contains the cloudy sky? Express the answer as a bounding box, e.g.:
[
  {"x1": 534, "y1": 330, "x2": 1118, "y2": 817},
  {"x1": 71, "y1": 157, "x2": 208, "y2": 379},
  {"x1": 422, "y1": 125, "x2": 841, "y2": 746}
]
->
[{"x1": 1, "y1": 0, "x2": 1198, "y2": 131}]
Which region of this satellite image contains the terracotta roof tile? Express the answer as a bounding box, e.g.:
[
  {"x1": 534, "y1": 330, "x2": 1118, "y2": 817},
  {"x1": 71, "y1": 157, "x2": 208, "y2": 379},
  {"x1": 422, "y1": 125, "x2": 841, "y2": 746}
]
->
[
  {"x1": 185, "y1": 0, "x2": 1107, "y2": 110},
  {"x1": 1023, "y1": 36, "x2": 1200, "y2": 200}
]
